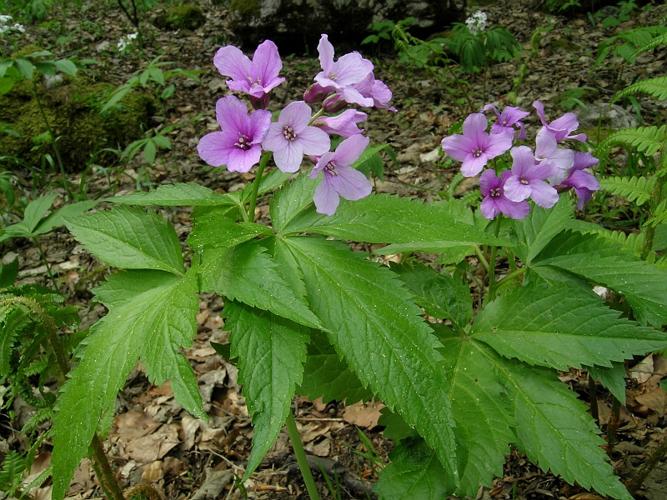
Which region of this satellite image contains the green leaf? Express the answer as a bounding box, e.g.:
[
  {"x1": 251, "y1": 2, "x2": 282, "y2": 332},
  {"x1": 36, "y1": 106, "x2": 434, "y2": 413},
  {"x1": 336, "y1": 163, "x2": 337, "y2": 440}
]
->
[
  {"x1": 535, "y1": 232, "x2": 667, "y2": 326},
  {"x1": 143, "y1": 140, "x2": 157, "y2": 164},
  {"x1": 481, "y1": 352, "x2": 632, "y2": 500},
  {"x1": 0, "y1": 258, "x2": 18, "y2": 288},
  {"x1": 440, "y1": 336, "x2": 513, "y2": 495},
  {"x1": 600, "y1": 176, "x2": 656, "y2": 206},
  {"x1": 280, "y1": 237, "x2": 459, "y2": 484},
  {"x1": 375, "y1": 439, "x2": 449, "y2": 500},
  {"x1": 589, "y1": 363, "x2": 626, "y2": 405},
  {"x1": 299, "y1": 330, "x2": 372, "y2": 404},
  {"x1": 283, "y1": 195, "x2": 507, "y2": 249},
  {"x1": 613, "y1": 76, "x2": 667, "y2": 102},
  {"x1": 225, "y1": 302, "x2": 308, "y2": 478},
  {"x1": 14, "y1": 58, "x2": 35, "y2": 80},
  {"x1": 65, "y1": 207, "x2": 184, "y2": 275},
  {"x1": 109, "y1": 183, "x2": 237, "y2": 207},
  {"x1": 32, "y1": 200, "x2": 97, "y2": 236},
  {"x1": 514, "y1": 197, "x2": 573, "y2": 264},
  {"x1": 200, "y1": 240, "x2": 321, "y2": 330},
  {"x1": 188, "y1": 209, "x2": 270, "y2": 249},
  {"x1": 54, "y1": 59, "x2": 77, "y2": 76},
  {"x1": 269, "y1": 174, "x2": 318, "y2": 232},
  {"x1": 474, "y1": 284, "x2": 667, "y2": 370},
  {"x1": 391, "y1": 262, "x2": 472, "y2": 327},
  {"x1": 51, "y1": 270, "x2": 200, "y2": 500},
  {"x1": 23, "y1": 193, "x2": 58, "y2": 233},
  {"x1": 599, "y1": 125, "x2": 667, "y2": 156}
]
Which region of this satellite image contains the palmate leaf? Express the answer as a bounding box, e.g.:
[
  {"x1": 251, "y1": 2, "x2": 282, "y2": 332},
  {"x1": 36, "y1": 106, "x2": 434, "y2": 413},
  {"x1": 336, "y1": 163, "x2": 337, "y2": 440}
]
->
[
  {"x1": 473, "y1": 284, "x2": 667, "y2": 370},
  {"x1": 269, "y1": 173, "x2": 317, "y2": 232},
  {"x1": 225, "y1": 302, "x2": 308, "y2": 478},
  {"x1": 391, "y1": 262, "x2": 472, "y2": 328},
  {"x1": 65, "y1": 207, "x2": 184, "y2": 275},
  {"x1": 51, "y1": 270, "x2": 200, "y2": 500},
  {"x1": 440, "y1": 336, "x2": 513, "y2": 495},
  {"x1": 281, "y1": 194, "x2": 508, "y2": 250},
  {"x1": 375, "y1": 439, "x2": 449, "y2": 500},
  {"x1": 200, "y1": 240, "x2": 322, "y2": 330},
  {"x1": 599, "y1": 125, "x2": 667, "y2": 156},
  {"x1": 109, "y1": 182, "x2": 238, "y2": 207},
  {"x1": 299, "y1": 330, "x2": 372, "y2": 404},
  {"x1": 589, "y1": 363, "x2": 627, "y2": 404},
  {"x1": 514, "y1": 197, "x2": 573, "y2": 264},
  {"x1": 279, "y1": 236, "x2": 460, "y2": 485},
  {"x1": 613, "y1": 76, "x2": 667, "y2": 102},
  {"x1": 599, "y1": 175, "x2": 656, "y2": 206},
  {"x1": 535, "y1": 231, "x2": 667, "y2": 326},
  {"x1": 480, "y1": 350, "x2": 632, "y2": 500},
  {"x1": 188, "y1": 209, "x2": 270, "y2": 249}
]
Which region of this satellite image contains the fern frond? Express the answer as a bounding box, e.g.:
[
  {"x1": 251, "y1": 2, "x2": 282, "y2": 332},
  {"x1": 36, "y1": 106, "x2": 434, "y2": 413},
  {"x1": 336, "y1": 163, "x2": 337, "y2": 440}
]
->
[
  {"x1": 567, "y1": 219, "x2": 644, "y2": 256},
  {"x1": 613, "y1": 76, "x2": 667, "y2": 102},
  {"x1": 634, "y1": 32, "x2": 667, "y2": 56},
  {"x1": 647, "y1": 199, "x2": 667, "y2": 227},
  {"x1": 599, "y1": 126, "x2": 667, "y2": 156},
  {"x1": 600, "y1": 176, "x2": 656, "y2": 206}
]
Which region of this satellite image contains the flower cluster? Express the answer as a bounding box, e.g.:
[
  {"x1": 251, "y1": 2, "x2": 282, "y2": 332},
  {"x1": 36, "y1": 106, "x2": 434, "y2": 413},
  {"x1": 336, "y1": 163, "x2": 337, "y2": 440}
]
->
[
  {"x1": 0, "y1": 14, "x2": 25, "y2": 35},
  {"x1": 198, "y1": 35, "x2": 393, "y2": 215},
  {"x1": 442, "y1": 101, "x2": 599, "y2": 220},
  {"x1": 465, "y1": 10, "x2": 488, "y2": 35},
  {"x1": 117, "y1": 32, "x2": 138, "y2": 52}
]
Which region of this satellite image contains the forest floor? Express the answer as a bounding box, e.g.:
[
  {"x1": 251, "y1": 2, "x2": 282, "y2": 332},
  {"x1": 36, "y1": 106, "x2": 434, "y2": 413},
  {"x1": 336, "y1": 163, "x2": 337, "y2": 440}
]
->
[{"x1": 2, "y1": 0, "x2": 667, "y2": 498}]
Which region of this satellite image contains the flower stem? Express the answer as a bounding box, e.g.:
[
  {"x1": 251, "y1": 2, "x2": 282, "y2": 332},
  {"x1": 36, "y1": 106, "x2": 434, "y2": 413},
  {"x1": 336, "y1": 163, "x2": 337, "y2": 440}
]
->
[
  {"x1": 247, "y1": 153, "x2": 270, "y2": 222},
  {"x1": 308, "y1": 106, "x2": 326, "y2": 125},
  {"x1": 286, "y1": 411, "x2": 320, "y2": 500},
  {"x1": 485, "y1": 218, "x2": 502, "y2": 303}
]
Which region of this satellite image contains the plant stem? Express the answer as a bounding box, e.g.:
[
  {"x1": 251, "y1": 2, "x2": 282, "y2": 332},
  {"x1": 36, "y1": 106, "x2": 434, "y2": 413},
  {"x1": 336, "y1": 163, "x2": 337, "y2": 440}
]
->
[
  {"x1": 286, "y1": 411, "x2": 321, "y2": 500},
  {"x1": 247, "y1": 153, "x2": 270, "y2": 222},
  {"x1": 485, "y1": 218, "x2": 502, "y2": 304},
  {"x1": 607, "y1": 398, "x2": 621, "y2": 455},
  {"x1": 473, "y1": 246, "x2": 490, "y2": 273},
  {"x1": 642, "y1": 160, "x2": 664, "y2": 260},
  {"x1": 31, "y1": 80, "x2": 71, "y2": 197}
]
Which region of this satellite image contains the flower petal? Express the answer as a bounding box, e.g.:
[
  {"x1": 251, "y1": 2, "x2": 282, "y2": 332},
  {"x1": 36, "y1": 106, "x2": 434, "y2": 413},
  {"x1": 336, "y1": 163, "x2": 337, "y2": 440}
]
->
[
  {"x1": 529, "y1": 180, "x2": 559, "y2": 208},
  {"x1": 333, "y1": 52, "x2": 374, "y2": 87},
  {"x1": 279, "y1": 101, "x2": 312, "y2": 132},
  {"x1": 460, "y1": 153, "x2": 487, "y2": 177},
  {"x1": 214, "y1": 45, "x2": 252, "y2": 81},
  {"x1": 318, "y1": 34, "x2": 335, "y2": 73},
  {"x1": 341, "y1": 86, "x2": 375, "y2": 107},
  {"x1": 298, "y1": 126, "x2": 331, "y2": 155},
  {"x1": 535, "y1": 127, "x2": 557, "y2": 159},
  {"x1": 510, "y1": 146, "x2": 535, "y2": 177},
  {"x1": 215, "y1": 95, "x2": 250, "y2": 134},
  {"x1": 568, "y1": 169, "x2": 600, "y2": 191},
  {"x1": 249, "y1": 109, "x2": 272, "y2": 144},
  {"x1": 311, "y1": 152, "x2": 335, "y2": 177},
  {"x1": 480, "y1": 197, "x2": 500, "y2": 220},
  {"x1": 273, "y1": 141, "x2": 304, "y2": 173},
  {"x1": 333, "y1": 134, "x2": 369, "y2": 167},
  {"x1": 504, "y1": 175, "x2": 532, "y2": 202},
  {"x1": 314, "y1": 177, "x2": 340, "y2": 215},
  {"x1": 262, "y1": 123, "x2": 288, "y2": 152},
  {"x1": 496, "y1": 197, "x2": 530, "y2": 219},
  {"x1": 462, "y1": 113, "x2": 488, "y2": 145},
  {"x1": 251, "y1": 40, "x2": 283, "y2": 85},
  {"x1": 442, "y1": 134, "x2": 474, "y2": 161},
  {"x1": 227, "y1": 144, "x2": 262, "y2": 173},
  {"x1": 479, "y1": 169, "x2": 500, "y2": 197},
  {"x1": 197, "y1": 131, "x2": 233, "y2": 167},
  {"x1": 331, "y1": 165, "x2": 372, "y2": 201},
  {"x1": 485, "y1": 130, "x2": 513, "y2": 159}
]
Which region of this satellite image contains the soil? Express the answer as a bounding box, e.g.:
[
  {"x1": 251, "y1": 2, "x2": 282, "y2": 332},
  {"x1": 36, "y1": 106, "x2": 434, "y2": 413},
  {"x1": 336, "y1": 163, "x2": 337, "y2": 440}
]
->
[{"x1": 1, "y1": 1, "x2": 666, "y2": 499}]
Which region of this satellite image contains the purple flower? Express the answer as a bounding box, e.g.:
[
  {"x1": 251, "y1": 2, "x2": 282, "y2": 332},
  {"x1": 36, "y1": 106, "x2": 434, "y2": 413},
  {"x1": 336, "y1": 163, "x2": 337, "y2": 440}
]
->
[
  {"x1": 504, "y1": 146, "x2": 559, "y2": 208},
  {"x1": 484, "y1": 104, "x2": 529, "y2": 138},
  {"x1": 310, "y1": 134, "x2": 372, "y2": 215},
  {"x1": 214, "y1": 40, "x2": 286, "y2": 99},
  {"x1": 304, "y1": 82, "x2": 334, "y2": 104},
  {"x1": 313, "y1": 109, "x2": 367, "y2": 137},
  {"x1": 561, "y1": 152, "x2": 600, "y2": 209},
  {"x1": 315, "y1": 34, "x2": 374, "y2": 107},
  {"x1": 349, "y1": 73, "x2": 395, "y2": 110},
  {"x1": 533, "y1": 100, "x2": 587, "y2": 143},
  {"x1": 441, "y1": 113, "x2": 513, "y2": 177},
  {"x1": 535, "y1": 127, "x2": 574, "y2": 184},
  {"x1": 197, "y1": 95, "x2": 271, "y2": 173},
  {"x1": 480, "y1": 170, "x2": 530, "y2": 220},
  {"x1": 262, "y1": 101, "x2": 331, "y2": 173}
]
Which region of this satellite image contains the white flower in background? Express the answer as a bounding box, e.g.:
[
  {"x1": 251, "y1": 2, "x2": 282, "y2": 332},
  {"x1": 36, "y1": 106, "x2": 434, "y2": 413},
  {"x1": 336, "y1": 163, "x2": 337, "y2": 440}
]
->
[
  {"x1": 0, "y1": 14, "x2": 24, "y2": 35},
  {"x1": 465, "y1": 10, "x2": 488, "y2": 35},
  {"x1": 44, "y1": 73, "x2": 64, "y2": 89},
  {"x1": 117, "y1": 32, "x2": 138, "y2": 52}
]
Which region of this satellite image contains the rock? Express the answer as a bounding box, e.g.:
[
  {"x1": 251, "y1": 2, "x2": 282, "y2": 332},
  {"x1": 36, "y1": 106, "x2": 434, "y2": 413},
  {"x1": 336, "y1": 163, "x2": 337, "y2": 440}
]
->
[
  {"x1": 226, "y1": 0, "x2": 464, "y2": 52},
  {"x1": 154, "y1": 3, "x2": 206, "y2": 31},
  {"x1": 578, "y1": 102, "x2": 638, "y2": 130},
  {"x1": 0, "y1": 79, "x2": 154, "y2": 171}
]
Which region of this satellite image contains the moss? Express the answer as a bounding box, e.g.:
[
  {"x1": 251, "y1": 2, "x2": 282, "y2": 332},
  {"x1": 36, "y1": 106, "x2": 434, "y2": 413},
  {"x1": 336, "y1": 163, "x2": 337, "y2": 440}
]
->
[
  {"x1": 0, "y1": 78, "x2": 154, "y2": 171},
  {"x1": 155, "y1": 3, "x2": 206, "y2": 30},
  {"x1": 228, "y1": 0, "x2": 259, "y2": 16}
]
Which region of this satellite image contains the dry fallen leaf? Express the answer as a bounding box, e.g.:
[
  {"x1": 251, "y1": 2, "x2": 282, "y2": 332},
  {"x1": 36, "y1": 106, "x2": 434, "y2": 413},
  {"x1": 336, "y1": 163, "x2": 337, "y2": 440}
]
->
[
  {"x1": 630, "y1": 355, "x2": 654, "y2": 384},
  {"x1": 343, "y1": 401, "x2": 385, "y2": 429},
  {"x1": 124, "y1": 423, "x2": 180, "y2": 463}
]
